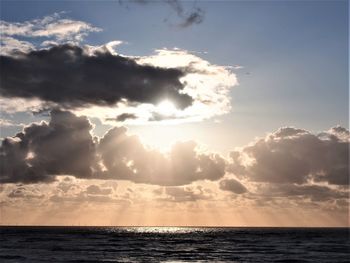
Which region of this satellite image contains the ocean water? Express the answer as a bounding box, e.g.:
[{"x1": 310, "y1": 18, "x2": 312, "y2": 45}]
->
[{"x1": 0, "y1": 226, "x2": 349, "y2": 262}]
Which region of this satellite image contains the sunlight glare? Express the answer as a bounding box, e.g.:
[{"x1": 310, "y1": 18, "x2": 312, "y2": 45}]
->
[{"x1": 157, "y1": 100, "x2": 177, "y2": 116}]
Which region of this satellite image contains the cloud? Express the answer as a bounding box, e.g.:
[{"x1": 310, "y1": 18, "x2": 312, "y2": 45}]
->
[
  {"x1": 85, "y1": 184, "x2": 112, "y2": 196},
  {"x1": 228, "y1": 126, "x2": 349, "y2": 185},
  {"x1": 98, "y1": 127, "x2": 226, "y2": 185},
  {"x1": 8, "y1": 186, "x2": 44, "y2": 199},
  {"x1": 3, "y1": 109, "x2": 347, "y2": 200},
  {"x1": 0, "y1": 44, "x2": 193, "y2": 109},
  {"x1": 255, "y1": 184, "x2": 348, "y2": 202},
  {"x1": 0, "y1": 12, "x2": 100, "y2": 53},
  {"x1": 154, "y1": 185, "x2": 213, "y2": 202},
  {"x1": 163, "y1": 0, "x2": 205, "y2": 28},
  {"x1": 219, "y1": 179, "x2": 247, "y2": 194},
  {"x1": 125, "y1": 0, "x2": 205, "y2": 28},
  {"x1": 1, "y1": 109, "x2": 225, "y2": 186},
  {"x1": 0, "y1": 109, "x2": 98, "y2": 183},
  {"x1": 50, "y1": 191, "x2": 126, "y2": 204},
  {"x1": 0, "y1": 46, "x2": 237, "y2": 124},
  {"x1": 106, "y1": 113, "x2": 138, "y2": 122},
  {"x1": 177, "y1": 8, "x2": 205, "y2": 28},
  {"x1": 57, "y1": 178, "x2": 80, "y2": 193},
  {"x1": 0, "y1": 15, "x2": 236, "y2": 123},
  {"x1": 0, "y1": 45, "x2": 236, "y2": 124},
  {"x1": 147, "y1": 112, "x2": 187, "y2": 122},
  {"x1": 0, "y1": 118, "x2": 23, "y2": 128},
  {"x1": 0, "y1": 36, "x2": 35, "y2": 56},
  {"x1": 134, "y1": 48, "x2": 237, "y2": 123},
  {"x1": 0, "y1": 119, "x2": 348, "y2": 223},
  {"x1": 268, "y1": 185, "x2": 349, "y2": 201}
]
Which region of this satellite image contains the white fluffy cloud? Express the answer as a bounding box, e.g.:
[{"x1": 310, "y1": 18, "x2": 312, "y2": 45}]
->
[
  {"x1": 0, "y1": 12, "x2": 101, "y2": 55},
  {"x1": 135, "y1": 48, "x2": 237, "y2": 123}
]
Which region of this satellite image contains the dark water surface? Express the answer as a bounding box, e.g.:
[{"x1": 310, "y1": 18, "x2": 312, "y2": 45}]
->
[{"x1": 0, "y1": 226, "x2": 349, "y2": 262}]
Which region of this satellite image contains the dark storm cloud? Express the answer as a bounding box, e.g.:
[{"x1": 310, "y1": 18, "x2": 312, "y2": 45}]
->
[
  {"x1": 0, "y1": 44, "x2": 193, "y2": 109},
  {"x1": 219, "y1": 179, "x2": 247, "y2": 194},
  {"x1": 1, "y1": 109, "x2": 225, "y2": 186},
  {"x1": 228, "y1": 126, "x2": 349, "y2": 185}
]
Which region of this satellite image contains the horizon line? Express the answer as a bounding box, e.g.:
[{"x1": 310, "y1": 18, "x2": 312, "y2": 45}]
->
[{"x1": 0, "y1": 225, "x2": 349, "y2": 228}]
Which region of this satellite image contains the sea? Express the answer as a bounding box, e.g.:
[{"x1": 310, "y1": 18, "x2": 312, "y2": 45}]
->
[{"x1": 0, "y1": 226, "x2": 349, "y2": 262}]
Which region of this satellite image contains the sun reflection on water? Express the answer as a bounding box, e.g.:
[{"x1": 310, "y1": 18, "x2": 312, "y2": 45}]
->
[{"x1": 122, "y1": 226, "x2": 208, "y2": 234}]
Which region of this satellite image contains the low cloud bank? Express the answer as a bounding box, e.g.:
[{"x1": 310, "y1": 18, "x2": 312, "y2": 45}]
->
[{"x1": 0, "y1": 109, "x2": 225, "y2": 186}]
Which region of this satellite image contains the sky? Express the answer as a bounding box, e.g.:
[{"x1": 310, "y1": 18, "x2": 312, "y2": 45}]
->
[{"x1": 0, "y1": 0, "x2": 349, "y2": 227}]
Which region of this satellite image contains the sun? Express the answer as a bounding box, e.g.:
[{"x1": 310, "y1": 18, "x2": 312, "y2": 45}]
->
[{"x1": 157, "y1": 100, "x2": 177, "y2": 116}]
